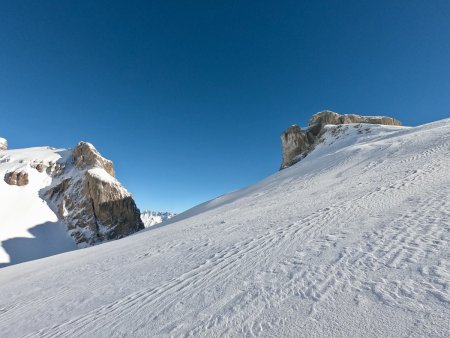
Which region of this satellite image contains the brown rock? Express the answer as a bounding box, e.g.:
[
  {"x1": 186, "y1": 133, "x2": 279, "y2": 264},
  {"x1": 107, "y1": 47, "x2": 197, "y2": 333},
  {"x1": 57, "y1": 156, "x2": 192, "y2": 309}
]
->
[
  {"x1": 309, "y1": 111, "x2": 402, "y2": 127},
  {"x1": 35, "y1": 163, "x2": 45, "y2": 173},
  {"x1": 31, "y1": 162, "x2": 46, "y2": 173},
  {"x1": 280, "y1": 125, "x2": 311, "y2": 169},
  {"x1": 73, "y1": 142, "x2": 115, "y2": 177},
  {"x1": 44, "y1": 142, "x2": 143, "y2": 245},
  {"x1": 4, "y1": 170, "x2": 29, "y2": 186},
  {"x1": 307, "y1": 110, "x2": 342, "y2": 126}
]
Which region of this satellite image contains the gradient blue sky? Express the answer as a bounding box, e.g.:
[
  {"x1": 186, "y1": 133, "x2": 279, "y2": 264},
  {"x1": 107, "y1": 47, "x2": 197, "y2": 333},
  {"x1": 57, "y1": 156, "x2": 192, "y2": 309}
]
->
[{"x1": 1, "y1": 1, "x2": 450, "y2": 212}]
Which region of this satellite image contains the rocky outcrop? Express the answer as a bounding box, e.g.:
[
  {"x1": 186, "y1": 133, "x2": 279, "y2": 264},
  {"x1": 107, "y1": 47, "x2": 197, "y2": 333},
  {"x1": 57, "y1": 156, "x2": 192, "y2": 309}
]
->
[
  {"x1": 31, "y1": 162, "x2": 46, "y2": 173},
  {"x1": 280, "y1": 110, "x2": 402, "y2": 169},
  {"x1": 44, "y1": 142, "x2": 144, "y2": 246},
  {"x1": 308, "y1": 110, "x2": 401, "y2": 127},
  {"x1": 73, "y1": 141, "x2": 115, "y2": 176},
  {"x1": 0, "y1": 138, "x2": 7, "y2": 151},
  {"x1": 4, "y1": 169, "x2": 29, "y2": 186},
  {"x1": 281, "y1": 125, "x2": 311, "y2": 170}
]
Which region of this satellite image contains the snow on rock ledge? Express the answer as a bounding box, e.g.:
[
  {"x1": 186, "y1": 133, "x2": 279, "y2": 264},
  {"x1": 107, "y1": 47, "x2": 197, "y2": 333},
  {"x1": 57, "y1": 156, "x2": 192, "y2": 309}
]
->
[
  {"x1": 0, "y1": 138, "x2": 7, "y2": 151},
  {"x1": 280, "y1": 110, "x2": 402, "y2": 169}
]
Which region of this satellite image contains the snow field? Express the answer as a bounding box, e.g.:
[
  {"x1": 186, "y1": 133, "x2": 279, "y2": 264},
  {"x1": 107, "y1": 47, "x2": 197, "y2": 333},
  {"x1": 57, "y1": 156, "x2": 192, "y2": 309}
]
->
[{"x1": 0, "y1": 119, "x2": 449, "y2": 337}]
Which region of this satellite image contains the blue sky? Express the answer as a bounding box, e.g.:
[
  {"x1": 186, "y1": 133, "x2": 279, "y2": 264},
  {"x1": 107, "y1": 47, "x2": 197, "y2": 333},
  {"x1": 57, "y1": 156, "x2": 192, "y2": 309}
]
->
[{"x1": 1, "y1": 1, "x2": 450, "y2": 212}]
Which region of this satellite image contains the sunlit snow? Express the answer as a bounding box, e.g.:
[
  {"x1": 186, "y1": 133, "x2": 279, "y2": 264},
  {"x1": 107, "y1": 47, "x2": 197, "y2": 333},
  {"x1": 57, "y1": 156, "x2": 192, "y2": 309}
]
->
[{"x1": 0, "y1": 119, "x2": 449, "y2": 336}]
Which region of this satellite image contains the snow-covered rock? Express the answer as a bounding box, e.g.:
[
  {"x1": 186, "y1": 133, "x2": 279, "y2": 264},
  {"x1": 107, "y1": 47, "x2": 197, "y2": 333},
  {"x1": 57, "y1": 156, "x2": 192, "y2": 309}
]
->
[
  {"x1": 44, "y1": 142, "x2": 144, "y2": 246},
  {"x1": 0, "y1": 118, "x2": 449, "y2": 337},
  {"x1": 141, "y1": 210, "x2": 176, "y2": 227},
  {"x1": 308, "y1": 110, "x2": 402, "y2": 126},
  {"x1": 0, "y1": 137, "x2": 7, "y2": 151},
  {"x1": 0, "y1": 141, "x2": 143, "y2": 267},
  {"x1": 280, "y1": 110, "x2": 402, "y2": 169}
]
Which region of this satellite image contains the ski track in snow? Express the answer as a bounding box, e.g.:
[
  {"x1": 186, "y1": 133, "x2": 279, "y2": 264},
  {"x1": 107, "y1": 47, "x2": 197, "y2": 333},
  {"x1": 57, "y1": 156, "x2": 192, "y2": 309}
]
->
[{"x1": 1, "y1": 120, "x2": 450, "y2": 337}]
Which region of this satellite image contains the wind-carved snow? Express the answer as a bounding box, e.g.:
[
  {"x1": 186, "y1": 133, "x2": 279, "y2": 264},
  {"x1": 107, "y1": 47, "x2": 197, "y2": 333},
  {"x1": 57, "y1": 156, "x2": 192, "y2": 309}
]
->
[
  {"x1": 141, "y1": 210, "x2": 176, "y2": 227},
  {"x1": 0, "y1": 120, "x2": 449, "y2": 337}
]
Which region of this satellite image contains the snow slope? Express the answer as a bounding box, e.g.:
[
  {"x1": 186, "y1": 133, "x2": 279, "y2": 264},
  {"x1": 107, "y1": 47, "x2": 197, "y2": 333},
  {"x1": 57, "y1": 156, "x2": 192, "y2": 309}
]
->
[
  {"x1": 0, "y1": 147, "x2": 77, "y2": 267},
  {"x1": 0, "y1": 120, "x2": 449, "y2": 337},
  {"x1": 141, "y1": 210, "x2": 176, "y2": 227}
]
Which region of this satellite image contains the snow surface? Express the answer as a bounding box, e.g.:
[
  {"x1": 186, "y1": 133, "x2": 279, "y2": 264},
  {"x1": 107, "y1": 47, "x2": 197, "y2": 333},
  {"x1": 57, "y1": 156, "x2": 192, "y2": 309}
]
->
[
  {"x1": 141, "y1": 210, "x2": 176, "y2": 228},
  {"x1": 0, "y1": 147, "x2": 77, "y2": 267},
  {"x1": 1, "y1": 120, "x2": 450, "y2": 337}
]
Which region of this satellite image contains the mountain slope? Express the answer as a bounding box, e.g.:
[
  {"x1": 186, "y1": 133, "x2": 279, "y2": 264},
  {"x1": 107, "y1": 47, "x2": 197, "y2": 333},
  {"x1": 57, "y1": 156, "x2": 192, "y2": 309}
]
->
[{"x1": 0, "y1": 119, "x2": 449, "y2": 337}]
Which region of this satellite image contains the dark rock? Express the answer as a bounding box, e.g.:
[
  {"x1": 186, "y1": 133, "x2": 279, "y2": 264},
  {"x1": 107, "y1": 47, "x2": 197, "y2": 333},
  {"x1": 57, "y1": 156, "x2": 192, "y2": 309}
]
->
[{"x1": 280, "y1": 125, "x2": 311, "y2": 169}]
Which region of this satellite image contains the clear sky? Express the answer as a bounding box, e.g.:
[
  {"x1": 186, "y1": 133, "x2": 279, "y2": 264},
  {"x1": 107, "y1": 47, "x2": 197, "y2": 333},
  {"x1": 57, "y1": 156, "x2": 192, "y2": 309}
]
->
[{"x1": 1, "y1": 1, "x2": 450, "y2": 212}]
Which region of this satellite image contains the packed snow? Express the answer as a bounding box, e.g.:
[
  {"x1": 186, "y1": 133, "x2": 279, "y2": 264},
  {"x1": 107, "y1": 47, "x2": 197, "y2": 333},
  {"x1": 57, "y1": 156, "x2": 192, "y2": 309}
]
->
[
  {"x1": 0, "y1": 119, "x2": 449, "y2": 337},
  {"x1": 0, "y1": 146, "x2": 77, "y2": 267},
  {"x1": 141, "y1": 210, "x2": 176, "y2": 228}
]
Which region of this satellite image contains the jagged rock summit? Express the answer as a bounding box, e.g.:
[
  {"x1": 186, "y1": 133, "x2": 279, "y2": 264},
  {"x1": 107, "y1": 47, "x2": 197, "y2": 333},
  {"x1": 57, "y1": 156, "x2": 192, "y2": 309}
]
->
[
  {"x1": 44, "y1": 141, "x2": 144, "y2": 245},
  {"x1": 0, "y1": 140, "x2": 144, "y2": 266},
  {"x1": 281, "y1": 110, "x2": 402, "y2": 169}
]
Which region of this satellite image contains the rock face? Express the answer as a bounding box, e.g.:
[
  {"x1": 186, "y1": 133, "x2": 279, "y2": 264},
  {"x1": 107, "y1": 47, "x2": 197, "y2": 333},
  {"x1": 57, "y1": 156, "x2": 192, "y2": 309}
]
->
[
  {"x1": 280, "y1": 110, "x2": 402, "y2": 169},
  {"x1": 73, "y1": 142, "x2": 115, "y2": 177},
  {"x1": 44, "y1": 142, "x2": 144, "y2": 246},
  {"x1": 308, "y1": 110, "x2": 401, "y2": 127},
  {"x1": 0, "y1": 138, "x2": 7, "y2": 151},
  {"x1": 280, "y1": 125, "x2": 311, "y2": 170}
]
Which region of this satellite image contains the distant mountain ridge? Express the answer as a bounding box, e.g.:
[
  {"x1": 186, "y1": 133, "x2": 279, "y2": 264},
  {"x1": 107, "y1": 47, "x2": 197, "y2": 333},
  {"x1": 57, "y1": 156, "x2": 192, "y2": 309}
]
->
[{"x1": 141, "y1": 210, "x2": 176, "y2": 227}]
